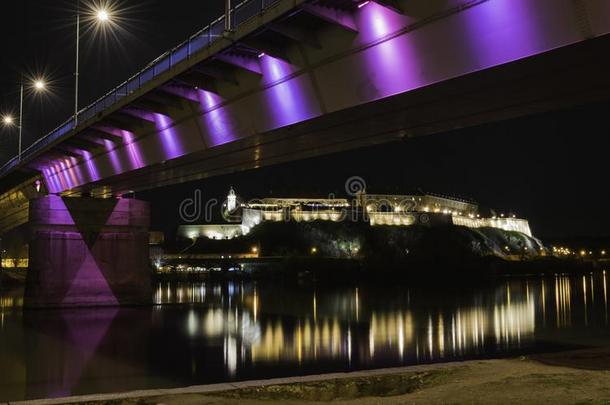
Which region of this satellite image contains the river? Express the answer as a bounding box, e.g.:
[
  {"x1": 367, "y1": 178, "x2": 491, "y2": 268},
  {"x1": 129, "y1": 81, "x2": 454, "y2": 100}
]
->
[{"x1": 1, "y1": 272, "x2": 610, "y2": 401}]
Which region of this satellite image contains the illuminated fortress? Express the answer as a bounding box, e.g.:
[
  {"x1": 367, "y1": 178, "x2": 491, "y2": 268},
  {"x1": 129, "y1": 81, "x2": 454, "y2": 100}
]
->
[{"x1": 179, "y1": 188, "x2": 532, "y2": 240}]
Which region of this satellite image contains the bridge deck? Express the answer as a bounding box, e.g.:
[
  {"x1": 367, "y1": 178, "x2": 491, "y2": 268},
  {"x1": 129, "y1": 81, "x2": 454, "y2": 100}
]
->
[{"x1": 0, "y1": 0, "x2": 608, "y2": 198}]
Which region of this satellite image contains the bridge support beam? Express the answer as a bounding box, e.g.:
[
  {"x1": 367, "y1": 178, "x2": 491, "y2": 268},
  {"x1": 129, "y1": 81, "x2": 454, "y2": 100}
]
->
[{"x1": 24, "y1": 196, "x2": 151, "y2": 308}]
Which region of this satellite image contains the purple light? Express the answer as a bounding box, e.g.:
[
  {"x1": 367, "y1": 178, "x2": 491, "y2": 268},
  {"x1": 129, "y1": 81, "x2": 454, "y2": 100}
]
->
[
  {"x1": 58, "y1": 160, "x2": 74, "y2": 189},
  {"x1": 51, "y1": 196, "x2": 120, "y2": 307},
  {"x1": 461, "y1": 0, "x2": 543, "y2": 67},
  {"x1": 122, "y1": 130, "x2": 144, "y2": 170},
  {"x1": 82, "y1": 151, "x2": 100, "y2": 182},
  {"x1": 63, "y1": 159, "x2": 81, "y2": 189},
  {"x1": 258, "y1": 52, "x2": 266, "y2": 58},
  {"x1": 154, "y1": 113, "x2": 184, "y2": 160},
  {"x1": 54, "y1": 308, "x2": 119, "y2": 398},
  {"x1": 358, "y1": 1, "x2": 406, "y2": 39},
  {"x1": 53, "y1": 162, "x2": 69, "y2": 191},
  {"x1": 356, "y1": 3, "x2": 418, "y2": 100},
  {"x1": 358, "y1": 1, "x2": 370, "y2": 9},
  {"x1": 51, "y1": 166, "x2": 63, "y2": 193},
  {"x1": 42, "y1": 168, "x2": 60, "y2": 194},
  {"x1": 63, "y1": 250, "x2": 119, "y2": 306},
  {"x1": 351, "y1": 0, "x2": 546, "y2": 104},
  {"x1": 259, "y1": 55, "x2": 318, "y2": 128},
  {"x1": 263, "y1": 55, "x2": 290, "y2": 81},
  {"x1": 104, "y1": 140, "x2": 124, "y2": 173},
  {"x1": 197, "y1": 89, "x2": 237, "y2": 147},
  {"x1": 69, "y1": 157, "x2": 86, "y2": 185}
]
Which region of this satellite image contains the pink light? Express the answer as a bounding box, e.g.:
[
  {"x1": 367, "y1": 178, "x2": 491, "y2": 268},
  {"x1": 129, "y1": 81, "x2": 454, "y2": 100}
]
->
[
  {"x1": 258, "y1": 52, "x2": 266, "y2": 58},
  {"x1": 358, "y1": 1, "x2": 370, "y2": 8}
]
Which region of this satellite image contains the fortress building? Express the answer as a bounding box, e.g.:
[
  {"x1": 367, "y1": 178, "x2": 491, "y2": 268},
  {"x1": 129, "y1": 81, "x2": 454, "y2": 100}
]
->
[{"x1": 178, "y1": 188, "x2": 532, "y2": 240}]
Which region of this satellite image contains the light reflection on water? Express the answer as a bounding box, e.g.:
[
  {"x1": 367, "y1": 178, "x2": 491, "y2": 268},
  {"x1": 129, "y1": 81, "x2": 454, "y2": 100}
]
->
[
  {"x1": 152, "y1": 282, "x2": 538, "y2": 370},
  {"x1": 0, "y1": 272, "x2": 609, "y2": 401}
]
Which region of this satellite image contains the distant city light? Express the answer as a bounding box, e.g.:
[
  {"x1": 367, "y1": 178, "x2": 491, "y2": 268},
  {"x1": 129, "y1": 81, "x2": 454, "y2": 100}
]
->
[
  {"x1": 311, "y1": 247, "x2": 318, "y2": 254},
  {"x1": 552, "y1": 246, "x2": 572, "y2": 256},
  {"x1": 251, "y1": 246, "x2": 258, "y2": 254}
]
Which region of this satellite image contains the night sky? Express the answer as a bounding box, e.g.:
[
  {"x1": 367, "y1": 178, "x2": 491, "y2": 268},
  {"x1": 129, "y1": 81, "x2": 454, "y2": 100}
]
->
[
  {"x1": 143, "y1": 99, "x2": 610, "y2": 239},
  {"x1": 1, "y1": 1, "x2": 609, "y2": 239},
  {"x1": 0, "y1": 0, "x2": 224, "y2": 162}
]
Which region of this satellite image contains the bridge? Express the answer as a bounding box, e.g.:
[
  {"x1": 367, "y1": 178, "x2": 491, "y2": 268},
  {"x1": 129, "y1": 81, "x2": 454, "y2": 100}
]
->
[{"x1": 1, "y1": 0, "x2": 609, "y2": 307}]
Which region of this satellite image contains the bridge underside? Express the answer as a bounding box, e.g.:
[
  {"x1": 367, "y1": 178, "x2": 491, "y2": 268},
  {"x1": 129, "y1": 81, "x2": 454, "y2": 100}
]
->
[
  {"x1": 0, "y1": 0, "x2": 603, "y2": 198},
  {"x1": 68, "y1": 34, "x2": 610, "y2": 195}
]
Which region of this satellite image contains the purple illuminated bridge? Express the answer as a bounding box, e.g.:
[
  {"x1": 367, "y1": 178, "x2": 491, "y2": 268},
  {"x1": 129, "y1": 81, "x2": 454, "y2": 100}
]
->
[{"x1": 0, "y1": 0, "x2": 609, "y2": 307}]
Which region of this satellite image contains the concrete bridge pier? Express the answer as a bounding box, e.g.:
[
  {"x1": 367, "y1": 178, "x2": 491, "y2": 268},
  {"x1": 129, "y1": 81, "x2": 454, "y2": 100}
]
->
[{"x1": 25, "y1": 196, "x2": 152, "y2": 308}]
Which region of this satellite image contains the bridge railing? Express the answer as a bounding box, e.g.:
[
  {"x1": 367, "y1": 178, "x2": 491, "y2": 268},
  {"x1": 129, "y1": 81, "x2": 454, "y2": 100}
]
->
[{"x1": 0, "y1": 0, "x2": 282, "y2": 178}]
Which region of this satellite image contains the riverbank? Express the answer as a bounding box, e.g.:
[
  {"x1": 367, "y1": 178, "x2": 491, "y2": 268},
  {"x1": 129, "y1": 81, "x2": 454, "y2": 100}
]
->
[
  {"x1": 2, "y1": 256, "x2": 599, "y2": 290},
  {"x1": 12, "y1": 348, "x2": 610, "y2": 405},
  {"x1": 154, "y1": 255, "x2": 596, "y2": 285}
]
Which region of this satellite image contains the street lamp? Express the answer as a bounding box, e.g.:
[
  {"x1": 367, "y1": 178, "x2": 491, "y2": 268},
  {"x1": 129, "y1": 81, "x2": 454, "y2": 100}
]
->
[
  {"x1": 74, "y1": 2, "x2": 113, "y2": 125},
  {"x1": 1, "y1": 78, "x2": 47, "y2": 161},
  {"x1": 2, "y1": 115, "x2": 14, "y2": 126},
  {"x1": 34, "y1": 80, "x2": 46, "y2": 91},
  {"x1": 96, "y1": 9, "x2": 110, "y2": 22}
]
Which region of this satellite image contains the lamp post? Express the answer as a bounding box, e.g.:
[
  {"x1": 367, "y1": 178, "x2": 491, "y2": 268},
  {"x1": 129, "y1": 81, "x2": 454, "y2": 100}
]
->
[
  {"x1": 225, "y1": 0, "x2": 231, "y2": 31},
  {"x1": 74, "y1": 2, "x2": 112, "y2": 126},
  {"x1": 1, "y1": 78, "x2": 47, "y2": 161},
  {"x1": 75, "y1": 6, "x2": 80, "y2": 125}
]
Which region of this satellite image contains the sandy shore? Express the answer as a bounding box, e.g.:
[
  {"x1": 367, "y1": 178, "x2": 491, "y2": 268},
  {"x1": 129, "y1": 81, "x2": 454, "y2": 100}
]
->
[{"x1": 9, "y1": 348, "x2": 610, "y2": 405}]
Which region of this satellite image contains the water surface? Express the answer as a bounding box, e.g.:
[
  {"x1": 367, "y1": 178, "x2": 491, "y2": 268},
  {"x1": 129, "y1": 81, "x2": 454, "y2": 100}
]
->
[{"x1": 1, "y1": 272, "x2": 610, "y2": 401}]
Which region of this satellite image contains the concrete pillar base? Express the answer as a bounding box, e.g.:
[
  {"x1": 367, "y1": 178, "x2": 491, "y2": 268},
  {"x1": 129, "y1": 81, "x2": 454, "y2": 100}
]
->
[{"x1": 24, "y1": 196, "x2": 152, "y2": 308}]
